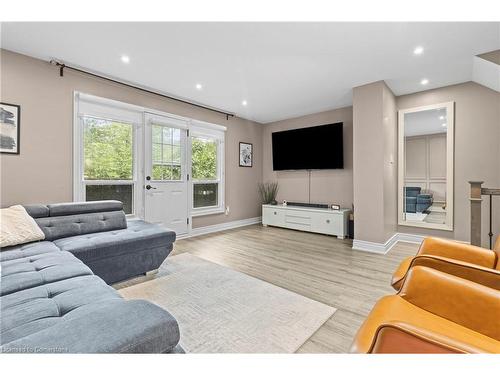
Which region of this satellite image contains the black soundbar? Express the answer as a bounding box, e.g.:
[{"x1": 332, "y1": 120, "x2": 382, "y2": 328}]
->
[{"x1": 286, "y1": 202, "x2": 330, "y2": 209}]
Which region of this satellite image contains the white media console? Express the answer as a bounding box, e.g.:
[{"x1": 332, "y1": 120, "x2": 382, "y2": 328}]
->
[{"x1": 262, "y1": 204, "x2": 351, "y2": 239}]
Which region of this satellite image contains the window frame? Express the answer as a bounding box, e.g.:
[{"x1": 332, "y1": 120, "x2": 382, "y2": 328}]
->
[
  {"x1": 189, "y1": 121, "x2": 226, "y2": 217},
  {"x1": 73, "y1": 93, "x2": 143, "y2": 217}
]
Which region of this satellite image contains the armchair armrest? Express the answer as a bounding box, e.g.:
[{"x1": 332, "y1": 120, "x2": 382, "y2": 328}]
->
[
  {"x1": 392, "y1": 255, "x2": 500, "y2": 291},
  {"x1": 418, "y1": 237, "x2": 497, "y2": 268},
  {"x1": 399, "y1": 266, "x2": 500, "y2": 341}
]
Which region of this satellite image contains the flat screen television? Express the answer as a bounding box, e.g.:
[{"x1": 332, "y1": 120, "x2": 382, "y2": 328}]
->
[{"x1": 272, "y1": 122, "x2": 344, "y2": 170}]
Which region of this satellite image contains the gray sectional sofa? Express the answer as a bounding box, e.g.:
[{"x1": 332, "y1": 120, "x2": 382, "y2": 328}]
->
[{"x1": 1, "y1": 200, "x2": 182, "y2": 353}]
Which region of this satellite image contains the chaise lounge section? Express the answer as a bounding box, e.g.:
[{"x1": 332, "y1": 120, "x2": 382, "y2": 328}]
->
[
  {"x1": 0, "y1": 200, "x2": 182, "y2": 353},
  {"x1": 24, "y1": 200, "x2": 175, "y2": 284}
]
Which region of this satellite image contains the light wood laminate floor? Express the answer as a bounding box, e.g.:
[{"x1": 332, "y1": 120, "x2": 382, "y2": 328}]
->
[
  {"x1": 117, "y1": 224, "x2": 418, "y2": 353},
  {"x1": 114, "y1": 224, "x2": 418, "y2": 353}
]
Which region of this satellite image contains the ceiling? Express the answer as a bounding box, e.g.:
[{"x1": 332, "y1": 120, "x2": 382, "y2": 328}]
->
[{"x1": 1, "y1": 22, "x2": 499, "y2": 123}]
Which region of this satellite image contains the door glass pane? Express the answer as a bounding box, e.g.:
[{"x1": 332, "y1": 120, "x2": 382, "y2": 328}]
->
[
  {"x1": 152, "y1": 126, "x2": 162, "y2": 143},
  {"x1": 152, "y1": 165, "x2": 170, "y2": 180},
  {"x1": 172, "y1": 128, "x2": 181, "y2": 145},
  {"x1": 83, "y1": 117, "x2": 133, "y2": 180},
  {"x1": 162, "y1": 126, "x2": 172, "y2": 142},
  {"x1": 152, "y1": 143, "x2": 162, "y2": 163},
  {"x1": 172, "y1": 145, "x2": 181, "y2": 163},
  {"x1": 172, "y1": 166, "x2": 181, "y2": 180},
  {"x1": 162, "y1": 144, "x2": 173, "y2": 163},
  {"x1": 193, "y1": 183, "x2": 218, "y2": 208},
  {"x1": 151, "y1": 123, "x2": 182, "y2": 181},
  {"x1": 86, "y1": 184, "x2": 133, "y2": 214},
  {"x1": 191, "y1": 137, "x2": 217, "y2": 180}
]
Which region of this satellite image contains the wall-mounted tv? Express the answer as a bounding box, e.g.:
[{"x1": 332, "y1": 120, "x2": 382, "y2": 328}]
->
[{"x1": 272, "y1": 122, "x2": 344, "y2": 171}]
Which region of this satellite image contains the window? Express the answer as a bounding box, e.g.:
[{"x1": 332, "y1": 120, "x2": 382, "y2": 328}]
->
[
  {"x1": 79, "y1": 116, "x2": 136, "y2": 214},
  {"x1": 190, "y1": 125, "x2": 225, "y2": 215},
  {"x1": 74, "y1": 93, "x2": 226, "y2": 221}
]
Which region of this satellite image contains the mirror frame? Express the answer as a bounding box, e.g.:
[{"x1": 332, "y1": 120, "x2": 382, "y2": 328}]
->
[{"x1": 397, "y1": 101, "x2": 454, "y2": 231}]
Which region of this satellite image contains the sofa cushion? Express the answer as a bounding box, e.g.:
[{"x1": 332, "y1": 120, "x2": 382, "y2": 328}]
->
[
  {"x1": 1, "y1": 298, "x2": 180, "y2": 353},
  {"x1": 23, "y1": 204, "x2": 49, "y2": 218},
  {"x1": 53, "y1": 219, "x2": 176, "y2": 264},
  {"x1": 47, "y1": 200, "x2": 123, "y2": 217},
  {"x1": 1, "y1": 271, "x2": 181, "y2": 353},
  {"x1": 0, "y1": 274, "x2": 121, "y2": 345},
  {"x1": 0, "y1": 241, "x2": 60, "y2": 262},
  {"x1": 1, "y1": 251, "x2": 93, "y2": 296},
  {"x1": 35, "y1": 211, "x2": 127, "y2": 241}
]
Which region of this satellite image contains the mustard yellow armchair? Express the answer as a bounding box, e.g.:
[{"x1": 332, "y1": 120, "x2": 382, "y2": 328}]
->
[
  {"x1": 351, "y1": 266, "x2": 500, "y2": 353},
  {"x1": 392, "y1": 237, "x2": 500, "y2": 291}
]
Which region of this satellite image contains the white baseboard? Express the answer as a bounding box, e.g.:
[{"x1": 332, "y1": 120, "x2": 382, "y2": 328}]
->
[
  {"x1": 395, "y1": 233, "x2": 426, "y2": 245},
  {"x1": 180, "y1": 216, "x2": 262, "y2": 239},
  {"x1": 352, "y1": 233, "x2": 399, "y2": 254},
  {"x1": 352, "y1": 232, "x2": 425, "y2": 254}
]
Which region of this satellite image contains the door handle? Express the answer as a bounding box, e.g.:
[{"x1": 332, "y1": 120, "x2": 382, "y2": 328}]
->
[{"x1": 145, "y1": 184, "x2": 157, "y2": 190}]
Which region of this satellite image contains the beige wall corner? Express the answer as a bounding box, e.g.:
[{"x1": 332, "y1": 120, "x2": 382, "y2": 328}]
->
[
  {"x1": 352, "y1": 80, "x2": 397, "y2": 245},
  {"x1": 0, "y1": 49, "x2": 264, "y2": 228}
]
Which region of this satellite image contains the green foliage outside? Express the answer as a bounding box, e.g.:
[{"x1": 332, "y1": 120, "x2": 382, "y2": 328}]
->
[
  {"x1": 192, "y1": 137, "x2": 217, "y2": 180},
  {"x1": 84, "y1": 118, "x2": 133, "y2": 180}
]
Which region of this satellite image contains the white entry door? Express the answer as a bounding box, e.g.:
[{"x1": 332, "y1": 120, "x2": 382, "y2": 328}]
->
[{"x1": 144, "y1": 113, "x2": 189, "y2": 235}]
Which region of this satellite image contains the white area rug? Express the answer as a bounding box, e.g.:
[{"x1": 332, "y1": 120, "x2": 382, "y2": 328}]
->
[{"x1": 119, "y1": 253, "x2": 336, "y2": 353}]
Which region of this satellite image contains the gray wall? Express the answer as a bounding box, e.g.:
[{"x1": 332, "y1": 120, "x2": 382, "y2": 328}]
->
[
  {"x1": 0, "y1": 49, "x2": 264, "y2": 229},
  {"x1": 396, "y1": 82, "x2": 500, "y2": 247},
  {"x1": 262, "y1": 106, "x2": 353, "y2": 208},
  {"x1": 352, "y1": 81, "x2": 397, "y2": 244}
]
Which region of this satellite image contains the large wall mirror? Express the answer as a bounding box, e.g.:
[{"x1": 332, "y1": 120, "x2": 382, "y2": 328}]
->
[{"x1": 398, "y1": 102, "x2": 454, "y2": 231}]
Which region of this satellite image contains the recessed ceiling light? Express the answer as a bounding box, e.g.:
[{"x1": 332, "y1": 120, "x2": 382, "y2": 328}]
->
[
  {"x1": 442, "y1": 123, "x2": 447, "y2": 127},
  {"x1": 439, "y1": 115, "x2": 445, "y2": 120},
  {"x1": 242, "y1": 100, "x2": 248, "y2": 106},
  {"x1": 195, "y1": 83, "x2": 203, "y2": 90},
  {"x1": 420, "y1": 78, "x2": 429, "y2": 85},
  {"x1": 413, "y1": 46, "x2": 424, "y2": 55},
  {"x1": 121, "y1": 55, "x2": 130, "y2": 64}
]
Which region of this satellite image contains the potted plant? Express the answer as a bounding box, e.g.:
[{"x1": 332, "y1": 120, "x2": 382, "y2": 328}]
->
[{"x1": 258, "y1": 181, "x2": 279, "y2": 205}]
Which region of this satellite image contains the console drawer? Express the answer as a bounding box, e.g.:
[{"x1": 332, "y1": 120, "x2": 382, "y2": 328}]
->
[
  {"x1": 311, "y1": 213, "x2": 343, "y2": 235},
  {"x1": 262, "y1": 207, "x2": 285, "y2": 226},
  {"x1": 285, "y1": 213, "x2": 311, "y2": 225}
]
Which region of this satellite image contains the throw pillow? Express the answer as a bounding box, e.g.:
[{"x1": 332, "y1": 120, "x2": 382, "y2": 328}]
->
[{"x1": 1, "y1": 205, "x2": 45, "y2": 248}]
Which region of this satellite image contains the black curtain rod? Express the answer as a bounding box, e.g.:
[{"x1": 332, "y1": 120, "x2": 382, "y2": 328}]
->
[{"x1": 50, "y1": 60, "x2": 235, "y2": 120}]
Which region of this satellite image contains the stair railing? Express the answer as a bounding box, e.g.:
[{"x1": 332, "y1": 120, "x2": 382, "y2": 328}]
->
[{"x1": 469, "y1": 181, "x2": 500, "y2": 248}]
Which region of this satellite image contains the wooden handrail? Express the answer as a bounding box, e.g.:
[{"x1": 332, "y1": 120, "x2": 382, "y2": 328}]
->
[{"x1": 482, "y1": 188, "x2": 500, "y2": 196}]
